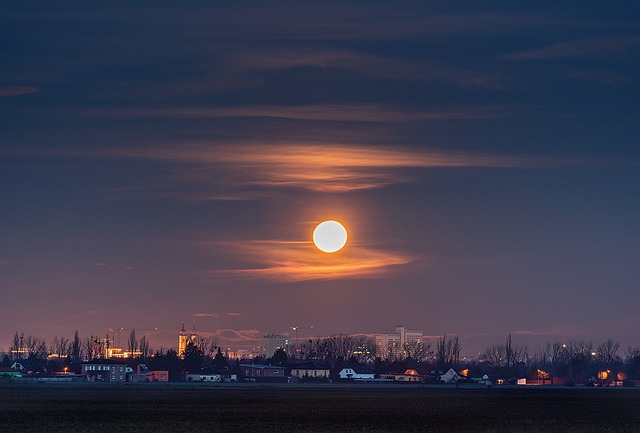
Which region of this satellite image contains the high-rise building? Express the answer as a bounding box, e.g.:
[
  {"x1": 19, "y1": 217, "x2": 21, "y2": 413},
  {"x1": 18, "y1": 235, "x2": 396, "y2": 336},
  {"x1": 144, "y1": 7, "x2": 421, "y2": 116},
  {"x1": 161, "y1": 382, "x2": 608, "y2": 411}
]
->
[
  {"x1": 375, "y1": 326, "x2": 423, "y2": 360},
  {"x1": 263, "y1": 333, "x2": 288, "y2": 356}
]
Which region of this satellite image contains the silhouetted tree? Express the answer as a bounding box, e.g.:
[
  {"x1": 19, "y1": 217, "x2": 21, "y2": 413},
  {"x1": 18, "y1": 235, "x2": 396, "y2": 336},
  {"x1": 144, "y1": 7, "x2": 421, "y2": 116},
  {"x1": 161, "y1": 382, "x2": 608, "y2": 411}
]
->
[
  {"x1": 50, "y1": 336, "x2": 70, "y2": 360},
  {"x1": 437, "y1": 335, "x2": 461, "y2": 368},
  {"x1": 269, "y1": 348, "x2": 288, "y2": 367},
  {"x1": 127, "y1": 329, "x2": 138, "y2": 355},
  {"x1": 625, "y1": 346, "x2": 640, "y2": 380},
  {"x1": 181, "y1": 341, "x2": 204, "y2": 373},
  {"x1": 71, "y1": 330, "x2": 82, "y2": 362},
  {"x1": 139, "y1": 335, "x2": 150, "y2": 361},
  {"x1": 212, "y1": 347, "x2": 228, "y2": 369},
  {"x1": 149, "y1": 348, "x2": 181, "y2": 381},
  {"x1": 198, "y1": 336, "x2": 218, "y2": 359}
]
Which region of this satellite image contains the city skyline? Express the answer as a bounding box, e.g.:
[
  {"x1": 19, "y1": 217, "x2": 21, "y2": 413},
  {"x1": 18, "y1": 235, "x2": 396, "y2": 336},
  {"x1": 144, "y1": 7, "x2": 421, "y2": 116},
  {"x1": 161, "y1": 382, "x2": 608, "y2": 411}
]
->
[{"x1": 2, "y1": 2, "x2": 639, "y2": 356}]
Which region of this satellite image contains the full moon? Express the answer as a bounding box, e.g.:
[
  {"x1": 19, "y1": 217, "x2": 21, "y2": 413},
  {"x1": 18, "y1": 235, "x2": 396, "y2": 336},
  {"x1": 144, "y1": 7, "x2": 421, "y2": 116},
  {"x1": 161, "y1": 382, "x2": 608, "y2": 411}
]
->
[{"x1": 313, "y1": 220, "x2": 348, "y2": 253}]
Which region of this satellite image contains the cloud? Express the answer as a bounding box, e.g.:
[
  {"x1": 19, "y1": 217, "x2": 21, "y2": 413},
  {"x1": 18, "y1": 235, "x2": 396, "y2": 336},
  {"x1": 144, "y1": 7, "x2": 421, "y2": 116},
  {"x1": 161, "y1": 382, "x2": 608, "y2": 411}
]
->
[
  {"x1": 192, "y1": 313, "x2": 218, "y2": 318},
  {"x1": 207, "y1": 329, "x2": 264, "y2": 343},
  {"x1": 229, "y1": 47, "x2": 502, "y2": 88},
  {"x1": 16, "y1": 142, "x2": 569, "y2": 199},
  {"x1": 226, "y1": 312, "x2": 242, "y2": 317},
  {"x1": 205, "y1": 240, "x2": 412, "y2": 282},
  {"x1": 83, "y1": 310, "x2": 101, "y2": 316},
  {"x1": 101, "y1": 143, "x2": 551, "y2": 195},
  {"x1": 0, "y1": 259, "x2": 11, "y2": 267},
  {"x1": 109, "y1": 103, "x2": 507, "y2": 124},
  {"x1": 511, "y1": 327, "x2": 581, "y2": 337},
  {"x1": 0, "y1": 86, "x2": 41, "y2": 97},
  {"x1": 506, "y1": 35, "x2": 640, "y2": 60}
]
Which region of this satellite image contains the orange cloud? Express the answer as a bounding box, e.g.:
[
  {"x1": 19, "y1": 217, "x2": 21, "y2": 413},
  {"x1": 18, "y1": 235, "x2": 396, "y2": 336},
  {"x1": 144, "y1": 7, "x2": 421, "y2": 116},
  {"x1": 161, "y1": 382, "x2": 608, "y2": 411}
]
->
[
  {"x1": 100, "y1": 143, "x2": 546, "y2": 194},
  {"x1": 206, "y1": 240, "x2": 411, "y2": 281},
  {"x1": 18, "y1": 142, "x2": 569, "y2": 197}
]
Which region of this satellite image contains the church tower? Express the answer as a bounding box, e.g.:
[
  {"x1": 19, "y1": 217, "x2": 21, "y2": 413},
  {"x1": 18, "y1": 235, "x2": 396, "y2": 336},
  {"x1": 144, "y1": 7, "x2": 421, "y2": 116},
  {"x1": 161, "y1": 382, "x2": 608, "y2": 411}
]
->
[
  {"x1": 189, "y1": 322, "x2": 198, "y2": 345},
  {"x1": 178, "y1": 322, "x2": 188, "y2": 357}
]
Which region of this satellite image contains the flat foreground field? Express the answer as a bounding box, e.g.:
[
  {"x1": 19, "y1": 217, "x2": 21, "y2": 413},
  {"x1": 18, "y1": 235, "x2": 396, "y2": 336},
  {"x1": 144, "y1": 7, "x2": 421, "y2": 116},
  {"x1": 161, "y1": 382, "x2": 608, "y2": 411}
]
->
[{"x1": 1, "y1": 383, "x2": 639, "y2": 432}]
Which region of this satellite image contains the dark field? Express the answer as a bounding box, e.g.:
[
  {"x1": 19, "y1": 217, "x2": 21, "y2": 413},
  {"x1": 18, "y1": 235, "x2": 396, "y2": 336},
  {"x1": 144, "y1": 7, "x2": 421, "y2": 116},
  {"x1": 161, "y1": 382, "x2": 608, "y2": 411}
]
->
[{"x1": 1, "y1": 383, "x2": 639, "y2": 433}]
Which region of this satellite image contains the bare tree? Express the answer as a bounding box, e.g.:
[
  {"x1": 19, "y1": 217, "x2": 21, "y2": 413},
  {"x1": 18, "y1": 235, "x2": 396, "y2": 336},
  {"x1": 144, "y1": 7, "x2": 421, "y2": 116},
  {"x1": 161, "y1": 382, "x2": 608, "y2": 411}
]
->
[
  {"x1": 437, "y1": 335, "x2": 461, "y2": 367},
  {"x1": 85, "y1": 336, "x2": 102, "y2": 360},
  {"x1": 71, "y1": 330, "x2": 82, "y2": 362},
  {"x1": 597, "y1": 339, "x2": 620, "y2": 365},
  {"x1": 505, "y1": 334, "x2": 528, "y2": 368},
  {"x1": 566, "y1": 340, "x2": 594, "y2": 383},
  {"x1": 127, "y1": 329, "x2": 138, "y2": 355},
  {"x1": 10, "y1": 332, "x2": 25, "y2": 361},
  {"x1": 139, "y1": 335, "x2": 151, "y2": 360},
  {"x1": 350, "y1": 335, "x2": 374, "y2": 363},
  {"x1": 50, "y1": 336, "x2": 70, "y2": 359},
  {"x1": 484, "y1": 344, "x2": 506, "y2": 369},
  {"x1": 404, "y1": 339, "x2": 429, "y2": 362},
  {"x1": 198, "y1": 336, "x2": 218, "y2": 359},
  {"x1": 23, "y1": 335, "x2": 47, "y2": 360}
]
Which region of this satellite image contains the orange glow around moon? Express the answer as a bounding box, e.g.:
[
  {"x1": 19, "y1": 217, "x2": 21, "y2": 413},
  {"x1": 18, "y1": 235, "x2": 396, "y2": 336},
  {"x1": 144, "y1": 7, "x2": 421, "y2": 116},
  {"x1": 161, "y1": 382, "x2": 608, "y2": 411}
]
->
[{"x1": 313, "y1": 220, "x2": 348, "y2": 253}]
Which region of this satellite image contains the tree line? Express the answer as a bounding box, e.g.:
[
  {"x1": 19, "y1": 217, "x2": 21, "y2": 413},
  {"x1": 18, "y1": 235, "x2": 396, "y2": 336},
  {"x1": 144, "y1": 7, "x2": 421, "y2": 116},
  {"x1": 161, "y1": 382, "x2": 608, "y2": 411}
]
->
[{"x1": 3, "y1": 330, "x2": 640, "y2": 384}]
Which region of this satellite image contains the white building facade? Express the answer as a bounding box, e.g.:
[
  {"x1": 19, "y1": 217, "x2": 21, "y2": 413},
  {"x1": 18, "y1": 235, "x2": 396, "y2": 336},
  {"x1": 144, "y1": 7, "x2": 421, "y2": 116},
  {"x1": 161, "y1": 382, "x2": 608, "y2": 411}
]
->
[
  {"x1": 263, "y1": 333, "x2": 288, "y2": 356},
  {"x1": 375, "y1": 326, "x2": 423, "y2": 360}
]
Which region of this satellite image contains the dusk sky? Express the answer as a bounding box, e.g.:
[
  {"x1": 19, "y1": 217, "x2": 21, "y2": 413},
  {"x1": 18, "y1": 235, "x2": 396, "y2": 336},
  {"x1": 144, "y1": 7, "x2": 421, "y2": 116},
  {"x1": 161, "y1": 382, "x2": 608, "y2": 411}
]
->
[{"x1": 2, "y1": 1, "x2": 639, "y2": 355}]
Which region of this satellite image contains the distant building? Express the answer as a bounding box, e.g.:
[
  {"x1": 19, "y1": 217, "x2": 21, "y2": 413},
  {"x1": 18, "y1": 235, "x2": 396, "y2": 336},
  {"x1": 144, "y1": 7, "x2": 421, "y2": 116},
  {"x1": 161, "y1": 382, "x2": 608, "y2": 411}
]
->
[
  {"x1": 263, "y1": 333, "x2": 288, "y2": 356},
  {"x1": 290, "y1": 362, "x2": 331, "y2": 380},
  {"x1": 82, "y1": 359, "x2": 127, "y2": 383},
  {"x1": 186, "y1": 373, "x2": 222, "y2": 382},
  {"x1": 239, "y1": 364, "x2": 286, "y2": 382},
  {"x1": 0, "y1": 368, "x2": 21, "y2": 378},
  {"x1": 439, "y1": 368, "x2": 462, "y2": 384},
  {"x1": 375, "y1": 326, "x2": 423, "y2": 360},
  {"x1": 10, "y1": 360, "x2": 34, "y2": 373},
  {"x1": 338, "y1": 365, "x2": 375, "y2": 380},
  {"x1": 147, "y1": 371, "x2": 169, "y2": 382},
  {"x1": 380, "y1": 368, "x2": 423, "y2": 383},
  {"x1": 178, "y1": 322, "x2": 198, "y2": 357}
]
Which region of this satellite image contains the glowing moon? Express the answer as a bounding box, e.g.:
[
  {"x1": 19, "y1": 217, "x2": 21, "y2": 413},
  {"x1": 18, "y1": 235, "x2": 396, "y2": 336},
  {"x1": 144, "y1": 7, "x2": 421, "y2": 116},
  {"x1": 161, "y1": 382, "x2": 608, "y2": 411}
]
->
[{"x1": 313, "y1": 220, "x2": 348, "y2": 253}]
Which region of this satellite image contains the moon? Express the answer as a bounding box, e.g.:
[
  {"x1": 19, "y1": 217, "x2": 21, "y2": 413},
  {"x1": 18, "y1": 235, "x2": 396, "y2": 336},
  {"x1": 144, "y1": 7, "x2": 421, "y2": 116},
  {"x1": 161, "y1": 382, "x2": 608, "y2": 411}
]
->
[{"x1": 313, "y1": 220, "x2": 348, "y2": 253}]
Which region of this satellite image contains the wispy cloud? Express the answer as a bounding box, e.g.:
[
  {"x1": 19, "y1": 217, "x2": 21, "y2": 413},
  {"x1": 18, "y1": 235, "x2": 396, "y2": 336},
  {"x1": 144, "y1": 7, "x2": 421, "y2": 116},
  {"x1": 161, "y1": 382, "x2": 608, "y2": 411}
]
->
[
  {"x1": 83, "y1": 310, "x2": 101, "y2": 316},
  {"x1": 511, "y1": 327, "x2": 582, "y2": 337},
  {"x1": 108, "y1": 103, "x2": 507, "y2": 123},
  {"x1": 0, "y1": 258, "x2": 11, "y2": 267},
  {"x1": 0, "y1": 86, "x2": 41, "y2": 97},
  {"x1": 229, "y1": 47, "x2": 503, "y2": 88},
  {"x1": 104, "y1": 143, "x2": 551, "y2": 195},
  {"x1": 207, "y1": 329, "x2": 264, "y2": 343},
  {"x1": 17, "y1": 142, "x2": 570, "y2": 198},
  {"x1": 506, "y1": 34, "x2": 640, "y2": 60},
  {"x1": 226, "y1": 312, "x2": 242, "y2": 317},
  {"x1": 192, "y1": 313, "x2": 218, "y2": 318},
  {"x1": 205, "y1": 240, "x2": 411, "y2": 282}
]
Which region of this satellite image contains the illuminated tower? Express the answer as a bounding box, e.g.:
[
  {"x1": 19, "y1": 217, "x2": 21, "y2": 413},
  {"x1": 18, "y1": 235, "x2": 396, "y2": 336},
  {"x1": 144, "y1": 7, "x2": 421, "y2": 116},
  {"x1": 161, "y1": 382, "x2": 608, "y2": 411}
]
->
[
  {"x1": 178, "y1": 322, "x2": 188, "y2": 356},
  {"x1": 189, "y1": 322, "x2": 198, "y2": 346}
]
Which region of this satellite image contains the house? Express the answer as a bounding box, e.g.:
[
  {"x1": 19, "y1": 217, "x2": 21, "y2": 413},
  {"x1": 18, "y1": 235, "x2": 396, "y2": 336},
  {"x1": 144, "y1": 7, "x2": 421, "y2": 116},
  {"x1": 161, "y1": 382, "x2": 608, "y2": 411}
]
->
[
  {"x1": 380, "y1": 368, "x2": 423, "y2": 383},
  {"x1": 10, "y1": 360, "x2": 34, "y2": 373},
  {"x1": 439, "y1": 368, "x2": 462, "y2": 384},
  {"x1": 186, "y1": 373, "x2": 222, "y2": 382},
  {"x1": 0, "y1": 368, "x2": 21, "y2": 378},
  {"x1": 239, "y1": 364, "x2": 286, "y2": 382},
  {"x1": 338, "y1": 365, "x2": 375, "y2": 380},
  {"x1": 146, "y1": 370, "x2": 169, "y2": 382},
  {"x1": 82, "y1": 359, "x2": 127, "y2": 383},
  {"x1": 289, "y1": 362, "x2": 331, "y2": 381}
]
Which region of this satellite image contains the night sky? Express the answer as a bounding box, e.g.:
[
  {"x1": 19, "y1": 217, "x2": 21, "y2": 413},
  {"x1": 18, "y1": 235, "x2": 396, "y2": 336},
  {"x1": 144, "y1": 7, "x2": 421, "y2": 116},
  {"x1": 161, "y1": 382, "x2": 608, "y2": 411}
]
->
[{"x1": 2, "y1": 1, "x2": 639, "y2": 355}]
